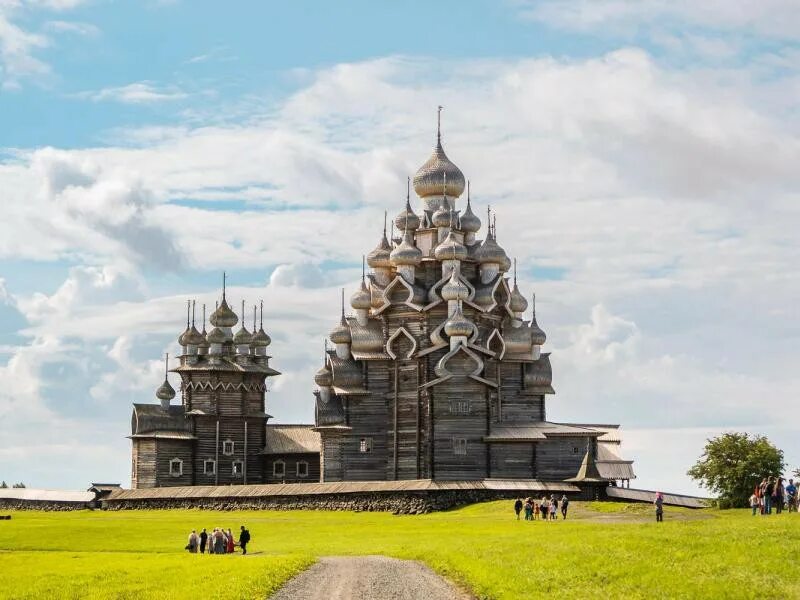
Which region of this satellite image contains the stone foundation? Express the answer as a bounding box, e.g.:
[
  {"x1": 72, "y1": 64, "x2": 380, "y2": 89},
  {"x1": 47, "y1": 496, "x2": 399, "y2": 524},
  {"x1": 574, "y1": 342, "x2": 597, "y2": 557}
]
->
[
  {"x1": 104, "y1": 488, "x2": 592, "y2": 514},
  {"x1": 0, "y1": 500, "x2": 90, "y2": 511}
]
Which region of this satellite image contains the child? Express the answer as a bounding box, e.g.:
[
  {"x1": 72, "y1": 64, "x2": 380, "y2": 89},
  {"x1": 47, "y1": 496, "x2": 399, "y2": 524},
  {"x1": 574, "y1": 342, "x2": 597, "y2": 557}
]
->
[
  {"x1": 533, "y1": 502, "x2": 540, "y2": 521},
  {"x1": 524, "y1": 499, "x2": 533, "y2": 521},
  {"x1": 749, "y1": 492, "x2": 760, "y2": 516}
]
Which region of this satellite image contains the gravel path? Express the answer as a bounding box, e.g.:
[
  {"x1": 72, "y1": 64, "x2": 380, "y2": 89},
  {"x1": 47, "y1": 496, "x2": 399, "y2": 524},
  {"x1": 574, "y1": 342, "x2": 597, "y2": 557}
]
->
[{"x1": 269, "y1": 555, "x2": 474, "y2": 600}]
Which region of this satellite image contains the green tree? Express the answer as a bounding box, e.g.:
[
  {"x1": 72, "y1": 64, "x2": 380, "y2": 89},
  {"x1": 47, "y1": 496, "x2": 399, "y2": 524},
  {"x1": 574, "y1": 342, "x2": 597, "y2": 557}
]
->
[
  {"x1": 688, "y1": 432, "x2": 785, "y2": 509},
  {"x1": 0, "y1": 481, "x2": 6, "y2": 489},
  {"x1": 12, "y1": 482, "x2": 26, "y2": 488}
]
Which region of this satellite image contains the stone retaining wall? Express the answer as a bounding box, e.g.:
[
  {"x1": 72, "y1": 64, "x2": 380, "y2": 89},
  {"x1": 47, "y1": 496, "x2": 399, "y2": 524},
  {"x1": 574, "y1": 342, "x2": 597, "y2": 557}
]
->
[
  {"x1": 104, "y1": 488, "x2": 598, "y2": 513},
  {"x1": 0, "y1": 499, "x2": 90, "y2": 511}
]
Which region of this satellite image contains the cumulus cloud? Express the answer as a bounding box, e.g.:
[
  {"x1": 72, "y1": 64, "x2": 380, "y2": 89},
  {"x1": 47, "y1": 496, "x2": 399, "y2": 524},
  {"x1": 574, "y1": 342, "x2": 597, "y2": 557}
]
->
[{"x1": 1, "y1": 42, "x2": 799, "y2": 490}]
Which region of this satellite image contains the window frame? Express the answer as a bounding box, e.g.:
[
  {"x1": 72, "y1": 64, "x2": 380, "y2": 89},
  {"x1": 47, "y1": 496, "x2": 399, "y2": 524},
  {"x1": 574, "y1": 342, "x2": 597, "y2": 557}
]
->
[
  {"x1": 273, "y1": 460, "x2": 286, "y2": 478},
  {"x1": 169, "y1": 458, "x2": 183, "y2": 477},
  {"x1": 453, "y1": 438, "x2": 467, "y2": 456},
  {"x1": 359, "y1": 437, "x2": 373, "y2": 453},
  {"x1": 450, "y1": 399, "x2": 470, "y2": 415},
  {"x1": 297, "y1": 461, "x2": 309, "y2": 478},
  {"x1": 222, "y1": 439, "x2": 235, "y2": 456},
  {"x1": 203, "y1": 459, "x2": 216, "y2": 475},
  {"x1": 232, "y1": 460, "x2": 244, "y2": 477}
]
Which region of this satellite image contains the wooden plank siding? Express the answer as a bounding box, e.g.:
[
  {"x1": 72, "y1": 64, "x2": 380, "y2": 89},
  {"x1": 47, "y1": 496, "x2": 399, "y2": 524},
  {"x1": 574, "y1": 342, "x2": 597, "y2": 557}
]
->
[
  {"x1": 536, "y1": 436, "x2": 587, "y2": 480},
  {"x1": 263, "y1": 452, "x2": 321, "y2": 483},
  {"x1": 490, "y1": 442, "x2": 536, "y2": 479}
]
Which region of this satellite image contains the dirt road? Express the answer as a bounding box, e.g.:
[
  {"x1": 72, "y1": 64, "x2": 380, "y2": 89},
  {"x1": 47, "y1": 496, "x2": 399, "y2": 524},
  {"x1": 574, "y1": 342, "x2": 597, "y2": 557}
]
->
[{"x1": 269, "y1": 555, "x2": 474, "y2": 600}]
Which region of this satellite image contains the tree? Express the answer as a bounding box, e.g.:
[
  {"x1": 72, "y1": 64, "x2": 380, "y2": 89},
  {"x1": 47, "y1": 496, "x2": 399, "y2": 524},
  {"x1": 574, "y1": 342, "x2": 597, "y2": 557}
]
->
[
  {"x1": 0, "y1": 481, "x2": 6, "y2": 489},
  {"x1": 12, "y1": 482, "x2": 26, "y2": 488},
  {"x1": 688, "y1": 432, "x2": 785, "y2": 509}
]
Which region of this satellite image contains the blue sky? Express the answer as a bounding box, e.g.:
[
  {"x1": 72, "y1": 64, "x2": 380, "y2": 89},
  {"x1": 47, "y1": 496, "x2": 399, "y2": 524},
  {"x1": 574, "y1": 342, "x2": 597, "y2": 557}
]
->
[{"x1": 1, "y1": 0, "x2": 799, "y2": 493}]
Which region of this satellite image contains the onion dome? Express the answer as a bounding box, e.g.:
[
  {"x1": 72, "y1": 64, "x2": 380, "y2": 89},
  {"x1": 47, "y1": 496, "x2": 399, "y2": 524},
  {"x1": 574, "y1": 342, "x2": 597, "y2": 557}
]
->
[
  {"x1": 251, "y1": 327, "x2": 271, "y2": 348},
  {"x1": 432, "y1": 197, "x2": 451, "y2": 228},
  {"x1": 177, "y1": 325, "x2": 192, "y2": 347},
  {"x1": 233, "y1": 323, "x2": 252, "y2": 345},
  {"x1": 206, "y1": 326, "x2": 226, "y2": 344},
  {"x1": 441, "y1": 268, "x2": 469, "y2": 302},
  {"x1": 413, "y1": 138, "x2": 466, "y2": 199},
  {"x1": 460, "y1": 196, "x2": 481, "y2": 234},
  {"x1": 390, "y1": 230, "x2": 422, "y2": 266},
  {"x1": 510, "y1": 283, "x2": 528, "y2": 313},
  {"x1": 444, "y1": 304, "x2": 473, "y2": 338},
  {"x1": 367, "y1": 234, "x2": 392, "y2": 269},
  {"x1": 155, "y1": 378, "x2": 176, "y2": 401},
  {"x1": 314, "y1": 363, "x2": 333, "y2": 388},
  {"x1": 209, "y1": 298, "x2": 238, "y2": 328},
  {"x1": 530, "y1": 296, "x2": 546, "y2": 345},
  {"x1": 394, "y1": 199, "x2": 420, "y2": 232},
  {"x1": 185, "y1": 325, "x2": 205, "y2": 346},
  {"x1": 350, "y1": 279, "x2": 371, "y2": 310},
  {"x1": 434, "y1": 231, "x2": 468, "y2": 261},
  {"x1": 530, "y1": 319, "x2": 546, "y2": 346},
  {"x1": 475, "y1": 235, "x2": 508, "y2": 265},
  {"x1": 499, "y1": 254, "x2": 512, "y2": 273},
  {"x1": 329, "y1": 315, "x2": 352, "y2": 345}
]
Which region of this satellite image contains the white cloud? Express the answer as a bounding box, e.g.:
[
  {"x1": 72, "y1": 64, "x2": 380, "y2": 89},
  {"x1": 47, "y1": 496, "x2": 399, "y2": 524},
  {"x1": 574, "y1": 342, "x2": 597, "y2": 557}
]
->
[
  {"x1": 520, "y1": 0, "x2": 800, "y2": 41},
  {"x1": 43, "y1": 20, "x2": 99, "y2": 36},
  {"x1": 79, "y1": 81, "x2": 189, "y2": 104}
]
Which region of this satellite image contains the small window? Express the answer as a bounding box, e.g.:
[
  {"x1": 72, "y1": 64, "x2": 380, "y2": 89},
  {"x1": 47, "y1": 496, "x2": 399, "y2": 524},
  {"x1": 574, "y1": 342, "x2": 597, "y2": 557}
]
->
[
  {"x1": 222, "y1": 440, "x2": 234, "y2": 456},
  {"x1": 359, "y1": 438, "x2": 373, "y2": 453},
  {"x1": 453, "y1": 438, "x2": 467, "y2": 456},
  {"x1": 450, "y1": 400, "x2": 470, "y2": 415},
  {"x1": 232, "y1": 460, "x2": 243, "y2": 477},
  {"x1": 203, "y1": 459, "x2": 216, "y2": 475},
  {"x1": 297, "y1": 461, "x2": 309, "y2": 478},
  {"x1": 132, "y1": 457, "x2": 137, "y2": 477},
  {"x1": 573, "y1": 446, "x2": 580, "y2": 454},
  {"x1": 169, "y1": 458, "x2": 183, "y2": 477},
  {"x1": 273, "y1": 460, "x2": 285, "y2": 477}
]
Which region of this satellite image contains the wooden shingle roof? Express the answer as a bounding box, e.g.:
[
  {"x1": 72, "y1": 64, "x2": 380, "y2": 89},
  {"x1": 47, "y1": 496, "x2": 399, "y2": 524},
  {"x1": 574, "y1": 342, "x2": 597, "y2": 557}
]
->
[{"x1": 263, "y1": 425, "x2": 320, "y2": 454}]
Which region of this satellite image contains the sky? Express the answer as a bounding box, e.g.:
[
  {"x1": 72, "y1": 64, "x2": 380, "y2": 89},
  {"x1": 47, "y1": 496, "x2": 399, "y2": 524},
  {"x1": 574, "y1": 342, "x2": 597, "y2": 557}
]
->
[{"x1": 0, "y1": 0, "x2": 798, "y2": 495}]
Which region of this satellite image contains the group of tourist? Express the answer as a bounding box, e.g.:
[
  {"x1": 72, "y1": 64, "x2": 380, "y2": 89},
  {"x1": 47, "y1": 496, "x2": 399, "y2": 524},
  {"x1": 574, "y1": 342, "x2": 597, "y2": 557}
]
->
[
  {"x1": 514, "y1": 495, "x2": 570, "y2": 521},
  {"x1": 749, "y1": 477, "x2": 797, "y2": 515},
  {"x1": 186, "y1": 525, "x2": 251, "y2": 555}
]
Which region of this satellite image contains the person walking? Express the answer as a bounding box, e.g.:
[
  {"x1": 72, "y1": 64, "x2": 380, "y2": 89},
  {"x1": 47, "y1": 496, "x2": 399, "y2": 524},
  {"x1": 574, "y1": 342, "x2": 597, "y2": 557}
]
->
[
  {"x1": 533, "y1": 501, "x2": 540, "y2": 521},
  {"x1": 226, "y1": 529, "x2": 235, "y2": 554},
  {"x1": 749, "y1": 491, "x2": 760, "y2": 516},
  {"x1": 786, "y1": 479, "x2": 797, "y2": 513},
  {"x1": 551, "y1": 496, "x2": 559, "y2": 520},
  {"x1": 560, "y1": 495, "x2": 570, "y2": 520},
  {"x1": 654, "y1": 492, "x2": 664, "y2": 522},
  {"x1": 774, "y1": 478, "x2": 784, "y2": 514},
  {"x1": 187, "y1": 530, "x2": 198, "y2": 553},
  {"x1": 540, "y1": 496, "x2": 549, "y2": 522},
  {"x1": 762, "y1": 478, "x2": 773, "y2": 515},
  {"x1": 239, "y1": 525, "x2": 251, "y2": 555},
  {"x1": 214, "y1": 528, "x2": 226, "y2": 554},
  {"x1": 199, "y1": 528, "x2": 208, "y2": 554},
  {"x1": 514, "y1": 498, "x2": 523, "y2": 520},
  {"x1": 524, "y1": 498, "x2": 533, "y2": 521}
]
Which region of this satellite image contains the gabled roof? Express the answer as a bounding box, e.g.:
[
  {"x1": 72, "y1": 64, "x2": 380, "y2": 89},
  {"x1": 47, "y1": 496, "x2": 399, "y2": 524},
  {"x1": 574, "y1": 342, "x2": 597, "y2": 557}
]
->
[{"x1": 263, "y1": 425, "x2": 321, "y2": 454}]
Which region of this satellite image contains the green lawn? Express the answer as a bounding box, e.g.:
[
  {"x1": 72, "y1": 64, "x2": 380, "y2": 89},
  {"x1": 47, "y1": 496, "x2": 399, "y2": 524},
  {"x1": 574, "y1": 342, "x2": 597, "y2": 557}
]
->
[{"x1": 1, "y1": 501, "x2": 798, "y2": 599}]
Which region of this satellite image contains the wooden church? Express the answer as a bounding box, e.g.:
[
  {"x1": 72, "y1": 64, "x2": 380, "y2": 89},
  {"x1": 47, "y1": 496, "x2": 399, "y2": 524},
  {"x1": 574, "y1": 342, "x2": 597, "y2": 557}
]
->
[
  {"x1": 313, "y1": 116, "x2": 635, "y2": 484},
  {"x1": 128, "y1": 115, "x2": 635, "y2": 490}
]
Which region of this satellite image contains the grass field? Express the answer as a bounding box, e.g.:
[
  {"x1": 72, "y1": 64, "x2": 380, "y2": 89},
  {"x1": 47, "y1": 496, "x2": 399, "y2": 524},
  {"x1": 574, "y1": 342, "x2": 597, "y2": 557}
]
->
[{"x1": 1, "y1": 501, "x2": 799, "y2": 599}]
